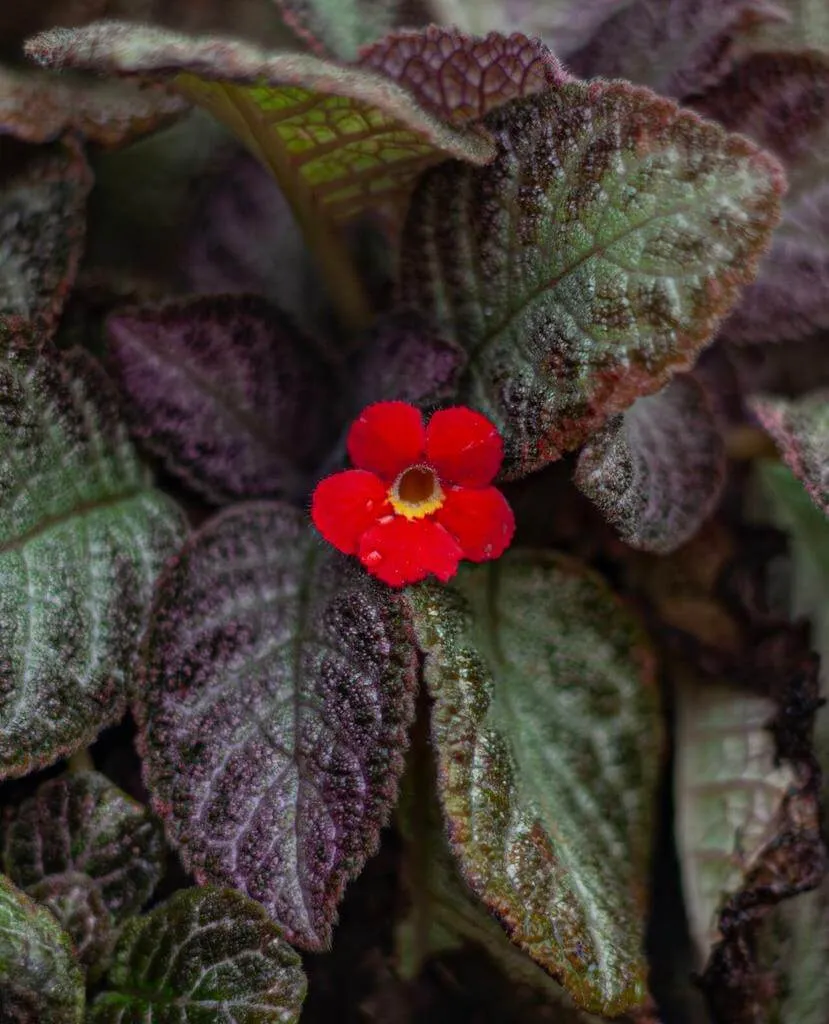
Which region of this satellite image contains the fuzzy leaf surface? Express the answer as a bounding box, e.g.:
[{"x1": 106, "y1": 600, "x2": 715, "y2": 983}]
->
[
  {"x1": 576, "y1": 375, "x2": 725, "y2": 553},
  {"x1": 0, "y1": 65, "x2": 187, "y2": 147},
  {"x1": 89, "y1": 886, "x2": 306, "y2": 1024},
  {"x1": 0, "y1": 873, "x2": 84, "y2": 1023},
  {"x1": 399, "y1": 84, "x2": 783, "y2": 478},
  {"x1": 106, "y1": 295, "x2": 336, "y2": 504},
  {"x1": 0, "y1": 335, "x2": 186, "y2": 779},
  {"x1": 26, "y1": 22, "x2": 495, "y2": 227},
  {"x1": 358, "y1": 26, "x2": 570, "y2": 123},
  {"x1": 138, "y1": 503, "x2": 418, "y2": 950},
  {"x1": 3, "y1": 770, "x2": 165, "y2": 967},
  {"x1": 751, "y1": 392, "x2": 829, "y2": 515},
  {"x1": 0, "y1": 142, "x2": 91, "y2": 335},
  {"x1": 407, "y1": 551, "x2": 662, "y2": 1015},
  {"x1": 696, "y1": 53, "x2": 829, "y2": 344}
]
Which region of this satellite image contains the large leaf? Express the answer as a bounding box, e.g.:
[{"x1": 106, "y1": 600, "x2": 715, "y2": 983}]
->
[
  {"x1": 0, "y1": 141, "x2": 91, "y2": 335},
  {"x1": 89, "y1": 886, "x2": 306, "y2": 1024},
  {"x1": 2, "y1": 770, "x2": 165, "y2": 968},
  {"x1": 137, "y1": 503, "x2": 418, "y2": 950},
  {"x1": 696, "y1": 52, "x2": 829, "y2": 344},
  {"x1": 751, "y1": 392, "x2": 829, "y2": 515},
  {"x1": 0, "y1": 873, "x2": 84, "y2": 1023},
  {"x1": 0, "y1": 333, "x2": 187, "y2": 779},
  {"x1": 0, "y1": 64, "x2": 187, "y2": 147},
  {"x1": 575, "y1": 375, "x2": 726, "y2": 553},
  {"x1": 106, "y1": 295, "x2": 337, "y2": 504},
  {"x1": 399, "y1": 84, "x2": 783, "y2": 478},
  {"x1": 406, "y1": 551, "x2": 662, "y2": 1016}
]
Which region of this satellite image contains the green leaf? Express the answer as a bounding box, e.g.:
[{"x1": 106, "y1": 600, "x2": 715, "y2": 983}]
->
[
  {"x1": 3, "y1": 770, "x2": 165, "y2": 968},
  {"x1": 0, "y1": 141, "x2": 91, "y2": 336},
  {"x1": 751, "y1": 393, "x2": 829, "y2": 515},
  {"x1": 272, "y1": 0, "x2": 419, "y2": 60},
  {"x1": 739, "y1": 0, "x2": 829, "y2": 53},
  {"x1": 89, "y1": 886, "x2": 306, "y2": 1024},
  {"x1": 399, "y1": 84, "x2": 784, "y2": 478},
  {"x1": 0, "y1": 333, "x2": 187, "y2": 779},
  {"x1": 138, "y1": 503, "x2": 418, "y2": 950},
  {"x1": 0, "y1": 873, "x2": 84, "y2": 1023},
  {"x1": 405, "y1": 551, "x2": 662, "y2": 1016}
]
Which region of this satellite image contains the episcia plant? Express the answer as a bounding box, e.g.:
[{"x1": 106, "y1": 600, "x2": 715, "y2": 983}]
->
[{"x1": 0, "y1": 0, "x2": 827, "y2": 1021}]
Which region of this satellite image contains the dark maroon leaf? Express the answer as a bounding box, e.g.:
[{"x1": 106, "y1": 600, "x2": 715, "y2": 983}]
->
[
  {"x1": 106, "y1": 295, "x2": 337, "y2": 504},
  {"x1": 750, "y1": 392, "x2": 829, "y2": 514},
  {"x1": 3, "y1": 770, "x2": 165, "y2": 969},
  {"x1": 0, "y1": 139, "x2": 91, "y2": 336},
  {"x1": 358, "y1": 26, "x2": 570, "y2": 123},
  {"x1": 355, "y1": 310, "x2": 466, "y2": 407},
  {"x1": 575, "y1": 376, "x2": 726, "y2": 553},
  {"x1": 137, "y1": 503, "x2": 419, "y2": 950}
]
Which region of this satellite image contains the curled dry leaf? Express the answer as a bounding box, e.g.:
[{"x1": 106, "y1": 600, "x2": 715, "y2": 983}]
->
[
  {"x1": 137, "y1": 503, "x2": 418, "y2": 950},
  {"x1": 399, "y1": 82, "x2": 784, "y2": 478},
  {"x1": 575, "y1": 375, "x2": 726, "y2": 554},
  {"x1": 407, "y1": 551, "x2": 662, "y2": 1016},
  {"x1": 0, "y1": 331, "x2": 186, "y2": 779}
]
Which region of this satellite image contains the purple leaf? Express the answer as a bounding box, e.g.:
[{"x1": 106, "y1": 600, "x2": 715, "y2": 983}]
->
[
  {"x1": 568, "y1": 0, "x2": 781, "y2": 98},
  {"x1": 2, "y1": 770, "x2": 166, "y2": 969},
  {"x1": 137, "y1": 503, "x2": 419, "y2": 949},
  {"x1": 106, "y1": 295, "x2": 337, "y2": 504},
  {"x1": 0, "y1": 64, "x2": 187, "y2": 148},
  {"x1": 694, "y1": 52, "x2": 829, "y2": 344},
  {"x1": 750, "y1": 392, "x2": 829, "y2": 514},
  {"x1": 575, "y1": 376, "x2": 726, "y2": 553},
  {"x1": 358, "y1": 26, "x2": 570, "y2": 123},
  {"x1": 0, "y1": 140, "x2": 91, "y2": 336},
  {"x1": 356, "y1": 310, "x2": 466, "y2": 407}
]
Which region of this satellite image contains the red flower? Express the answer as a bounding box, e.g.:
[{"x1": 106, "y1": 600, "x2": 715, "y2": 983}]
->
[{"x1": 311, "y1": 401, "x2": 515, "y2": 587}]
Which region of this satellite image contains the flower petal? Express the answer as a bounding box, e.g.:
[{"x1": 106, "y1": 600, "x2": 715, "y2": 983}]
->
[
  {"x1": 426, "y1": 407, "x2": 503, "y2": 486},
  {"x1": 347, "y1": 401, "x2": 426, "y2": 480},
  {"x1": 436, "y1": 486, "x2": 515, "y2": 562},
  {"x1": 311, "y1": 469, "x2": 390, "y2": 554},
  {"x1": 358, "y1": 515, "x2": 462, "y2": 587}
]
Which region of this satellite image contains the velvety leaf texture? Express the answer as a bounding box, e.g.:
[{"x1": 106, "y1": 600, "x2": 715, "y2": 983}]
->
[
  {"x1": 106, "y1": 295, "x2": 336, "y2": 504},
  {"x1": 356, "y1": 309, "x2": 466, "y2": 407},
  {"x1": 0, "y1": 65, "x2": 188, "y2": 148},
  {"x1": 575, "y1": 375, "x2": 726, "y2": 553},
  {"x1": 89, "y1": 886, "x2": 307, "y2": 1024},
  {"x1": 399, "y1": 84, "x2": 784, "y2": 478},
  {"x1": 0, "y1": 334, "x2": 187, "y2": 779},
  {"x1": 358, "y1": 26, "x2": 570, "y2": 124},
  {"x1": 0, "y1": 873, "x2": 84, "y2": 1024},
  {"x1": 3, "y1": 770, "x2": 165, "y2": 967},
  {"x1": 407, "y1": 551, "x2": 662, "y2": 1016},
  {"x1": 0, "y1": 141, "x2": 91, "y2": 335},
  {"x1": 696, "y1": 52, "x2": 829, "y2": 344},
  {"x1": 138, "y1": 503, "x2": 419, "y2": 950},
  {"x1": 568, "y1": 0, "x2": 780, "y2": 99},
  {"x1": 751, "y1": 392, "x2": 829, "y2": 514},
  {"x1": 26, "y1": 22, "x2": 495, "y2": 228}
]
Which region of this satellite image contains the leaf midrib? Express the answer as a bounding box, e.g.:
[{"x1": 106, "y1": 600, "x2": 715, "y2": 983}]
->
[{"x1": 0, "y1": 489, "x2": 146, "y2": 555}]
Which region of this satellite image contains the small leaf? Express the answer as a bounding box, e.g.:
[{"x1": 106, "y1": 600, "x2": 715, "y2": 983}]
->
[
  {"x1": 2, "y1": 770, "x2": 165, "y2": 968},
  {"x1": 25, "y1": 22, "x2": 495, "y2": 227},
  {"x1": 273, "y1": 0, "x2": 421, "y2": 59},
  {"x1": 106, "y1": 295, "x2": 337, "y2": 504},
  {"x1": 358, "y1": 26, "x2": 570, "y2": 123},
  {"x1": 738, "y1": 0, "x2": 829, "y2": 53},
  {"x1": 0, "y1": 332, "x2": 187, "y2": 779},
  {"x1": 0, "y1": 140, "x2": 92, "y2": 335},
  {"x1": 137, "y1": 503, "x2": 418, "y2": 950},
  {"x1": 406, "y1": 551, "x2": 662, "y2": 1016},
  {"x1": 751, "y1": 392, "x2": 829, "y2": 515},
  {"x1": 399, "y1": 84, "x2": 783, "y2": 478},
  {"x1": 89, "y1": 886, "x2": 306, "y2": 1024},
  {"x1": 695, "y1": 52, "x2": 829, "y2": 344},
  {"x1": 355, "y1": 309, "x2": 466, "y2": 407},
  {"x1": 568, "y1": 0, "x2": 781, "y2": 98},
  {"x1": 0, "y1": 873, "x2": 85, "y2": 1023},
  {"x1": 575, "y1": 375, "x2": 726, "y2": 553},
  {"x1": 0, "y1": 64, "x2": 188, "y2": 148}
]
